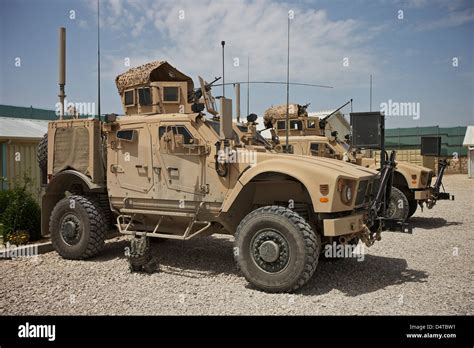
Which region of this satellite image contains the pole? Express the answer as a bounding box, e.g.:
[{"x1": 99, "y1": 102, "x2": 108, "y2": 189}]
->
[
  {"x1": 97, "y1": 0, "x2": 101, "y2": 120},
  {"x1": 247, "y1": 56, "x2": 250, "y2": 117},
  {"x1": 370, "y1": 74, "x2": 372, "y2": 112},
  {"x1": 285, "y1": 16, "x2": 290, "y2": 152},
  {"x1": 221, "y1": 41, "x2": 225, "y2": 98},
  {"x1": 58, "y1": 27, "x2": 66, "y2": 120}
]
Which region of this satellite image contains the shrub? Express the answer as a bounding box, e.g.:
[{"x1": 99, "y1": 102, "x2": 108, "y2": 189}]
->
[
  {"x1": 0, "y1": 175, "x2": 41, "y2": 242},
  {"x1": 6, "y1": 230, "x2": 30, "y2": 245}
]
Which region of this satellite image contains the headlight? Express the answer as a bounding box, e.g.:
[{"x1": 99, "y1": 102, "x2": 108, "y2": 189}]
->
[{"x1": 342, "y1": 185, "x2": 352, "y2": 203}]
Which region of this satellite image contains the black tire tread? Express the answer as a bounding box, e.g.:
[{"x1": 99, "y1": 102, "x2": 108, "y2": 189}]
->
[
  {"x1": 235, "y1": 205, "x2": 319, "y2": 293},
  {"x1": 37, "y1": 133, "x2": 48, "y2": 170},
  {"x1": 50, "y1": 195, "x2": 107, "y2": 259},
  {"x1": 388, "y1": 187, "x2": 409, "y2": 221}
]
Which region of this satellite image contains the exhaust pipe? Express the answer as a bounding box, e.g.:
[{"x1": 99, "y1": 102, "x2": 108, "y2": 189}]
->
[
  {"x1": 58, "y1": 27, "x2": 66, "y2": 120},
  {"x1": 234, "y1": 83, "x2": 241, "y2": 123}
]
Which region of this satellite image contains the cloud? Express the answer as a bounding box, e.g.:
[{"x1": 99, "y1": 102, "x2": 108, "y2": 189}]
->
[
  {"x1": 416, "y1": 9, "x2": 474, "y2": 31},
  {"x1": 94, "y1": 0, "x2": 382, "y2": 90}
]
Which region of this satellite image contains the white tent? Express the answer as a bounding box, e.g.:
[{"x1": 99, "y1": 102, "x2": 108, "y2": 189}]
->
[{"x1": 462, "y1": 126, "x2": 474, "y2": 178}]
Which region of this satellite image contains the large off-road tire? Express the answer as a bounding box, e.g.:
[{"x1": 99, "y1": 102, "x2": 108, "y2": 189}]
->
[
  {"x1": 386, "y1": 187, "x2": 409, "y2": 221},
  {"x1": 50, "y1": 195, "x2": 107, "y2": 259},
  {"x1": 37, "y1": 133, "x2": 48, "y2": 171},
  {"x1": 234, "y1": 205, "x2": 320, "y2": 293},
  {"x1": 407, "y1": 198, "x2": 418, "y2": 218}
]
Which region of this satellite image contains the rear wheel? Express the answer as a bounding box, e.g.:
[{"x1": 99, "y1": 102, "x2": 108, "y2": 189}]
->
[
  {"x1": 50, "y1": 195, "x2": 107, "y2": 259},
  {"x1": 234, "y1": 205, "x2": 320, "y2": 293},
  {"x1": 386, "y1": 187, "x2": 409, "y2": 221}
]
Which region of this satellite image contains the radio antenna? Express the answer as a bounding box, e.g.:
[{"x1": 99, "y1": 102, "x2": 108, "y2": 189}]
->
[{"x1": 97, "y1": 0, "x2": 101, "y2": 120}]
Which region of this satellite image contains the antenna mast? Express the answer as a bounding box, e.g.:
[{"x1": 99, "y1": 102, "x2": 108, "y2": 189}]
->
[
  {"x1": 247, "y1": 56, "x2": 250, "y2": 117},
  {"x1": 221, "y1": 41, "x2": 225, "y2": 98},
  {"x1": 285, "y1": 15, "x2": 290, "y2": 152},
  {"x1": 97, "y1": 0, "x2": 101, "y2": 119},
  {"x1": 58, "y1": 27, "x2": 66, "y2": 120}
]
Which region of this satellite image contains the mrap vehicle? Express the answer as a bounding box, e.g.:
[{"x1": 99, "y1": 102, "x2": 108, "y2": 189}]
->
[
  {"x1": 262, "y1": 103, "x2": 453, "y2": 221},
  {"x1": 38, "y1": 29, "x2": 394, "y2": 292}
]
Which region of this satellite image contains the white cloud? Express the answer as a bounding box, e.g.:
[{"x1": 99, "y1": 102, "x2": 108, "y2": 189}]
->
[
  {"x1": 96, "y1": 0, "x2": 382, "y2": 91},
  {"x1": 416, "y1": 9, "x2": 474, "y2": 31}
]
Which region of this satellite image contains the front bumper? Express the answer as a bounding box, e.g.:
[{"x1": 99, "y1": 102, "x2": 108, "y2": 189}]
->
[
  {"x1": 323, "y1": 213, "x2": 365, "y2": 237},
  {"x1": 414, "y1": 189, "x2": 431, "y2": 200}
]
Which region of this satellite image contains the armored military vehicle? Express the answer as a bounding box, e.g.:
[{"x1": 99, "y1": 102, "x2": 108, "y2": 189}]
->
[
  {"x1": 262, "y1": 103, "x2": 452, "y2": 220},
  {"x1": 39, "y1": 29, "x2": 396, "y2": 292}
]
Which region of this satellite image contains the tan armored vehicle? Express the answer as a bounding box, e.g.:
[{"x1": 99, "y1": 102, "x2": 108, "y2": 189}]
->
[
  {"x1": 39, "y1": 32, "x2": 393, "y2": 292},
  {"x1": 262, "y1": 103, "x2": 452, "y2": 220}
]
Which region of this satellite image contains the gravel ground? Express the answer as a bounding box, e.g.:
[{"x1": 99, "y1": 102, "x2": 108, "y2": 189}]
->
[{"x1": 1, "y1": 174, "x2": 472, "y2": 315}]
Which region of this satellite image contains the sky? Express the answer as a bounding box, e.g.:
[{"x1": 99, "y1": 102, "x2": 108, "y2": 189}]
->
[{"x1": 0, "y1": 0, "x2": 473, "y2": 129}]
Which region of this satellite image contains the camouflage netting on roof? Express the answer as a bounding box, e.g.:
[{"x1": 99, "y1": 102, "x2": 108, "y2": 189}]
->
[
  {"x1": 263, "y1": 104, "x2": 306, "y2": 127},
  {"x1": 115, "y1": 60, "x2": 194, "y2": 94}
]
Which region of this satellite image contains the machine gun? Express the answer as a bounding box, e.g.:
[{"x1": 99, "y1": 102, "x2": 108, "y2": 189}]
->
[
  {"x1": 191, "y1": 76, "x2": 222, "y2": 100},
  {"x1": 318, "y1": 99, "x2": 353, "y2": 131}
]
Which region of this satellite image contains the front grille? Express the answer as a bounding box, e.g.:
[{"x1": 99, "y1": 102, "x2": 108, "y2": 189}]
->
[{"x1": 355, "y1": 180, "x2": 368, "y2": 206}]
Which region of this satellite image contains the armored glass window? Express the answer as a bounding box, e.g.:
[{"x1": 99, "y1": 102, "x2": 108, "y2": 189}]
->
[
  {"x1": 163, "y1": 86, "x2": 180, "y2": 102},
  {"x1": 175, "y1": 126, "x2": 194, "y2": 144},
  {"x1": 159, "y1": 125, "x2": 194, "y2": 144},
  {"x1": 307, "y1": 118, "x2": 317, "y2": 128},
  {"x1": 207, "y1": 120, "x2": 220, "y2": 135},
  {"x1": 138, "y1": 87, "x2": 152, "y2": 106},
  {"x1": 158, "y1": 126, "x2": 167, "y2": 139},
  {"x1": 310, "y1": 143, "x2": 319, "y2": 155},
  {"x1": 124, "y1": 90, "x2": 134, "y2": 106},
  {"x1": 117, "y1": 130, "x2": 137, "y2": 142},
  {"x1": 290, "y1": 120, "x2": 302, "y2": 130},
  {"x1": 277, "y1": 120, "x2": 286, "y2": 130}
]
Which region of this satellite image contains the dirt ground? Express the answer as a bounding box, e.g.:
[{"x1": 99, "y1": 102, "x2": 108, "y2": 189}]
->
[{"x1": 0, "y1": 174, "x2": 472, "y2": 315}]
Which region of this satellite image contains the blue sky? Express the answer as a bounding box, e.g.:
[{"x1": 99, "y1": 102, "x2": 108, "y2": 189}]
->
[{"x1": 0, "y1": 0, "x2": 473, "y2": 128}]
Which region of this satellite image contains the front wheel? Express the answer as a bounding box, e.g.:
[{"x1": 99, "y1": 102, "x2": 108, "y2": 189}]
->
[
  {"x1": 234, "y1": 206, "x2": 320, "y2": 293},
  {"x1": 407, "y1": 198, "x2": 418, "y2": 218},
  {"x1": 50, "y1": 195, "x2": 107, "y2": 259},
  {"x1": 386, "y1": 187, "x2": 409, "y2": 221}
]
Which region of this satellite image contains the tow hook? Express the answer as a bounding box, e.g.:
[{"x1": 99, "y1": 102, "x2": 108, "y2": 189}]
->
[{"x1": 360, "y1": 224, "x2": 382, "y2": 247}]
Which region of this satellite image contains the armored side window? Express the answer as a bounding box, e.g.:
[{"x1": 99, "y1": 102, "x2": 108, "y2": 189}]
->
[
  {"x1": 290, "y1": 120, "x2": 302, "y2": 130},
  {"x1": 117, "y1": 129, "x2": 137, "y2": 142},
  {"x1": 159, "y1": 125, "x2": 194, "y2": 145},
  {"x1": 277, "y1": 120, "x2": 286, "y2": 130},
  {"x1": 158, "y1": 126, "x2": 167, "y2": 139},
  {"x1": 124, "y1": 89, "x2": 135, "y2": 106},
  {"x1": 163, "y1": 86, "x2": 180, "y2": 103},
  {"x1": 138, "y1": 87, "x2": 152, "y2": 106},
  {"x1": 310, "y1": 143, "x2": 319, "y2": 154},
  {"x1": 175, "y1": 126, "x2": 194, "y2": 144},
  {"x1": 307, "y1": 119, "x2": 317, "y2": 128}
]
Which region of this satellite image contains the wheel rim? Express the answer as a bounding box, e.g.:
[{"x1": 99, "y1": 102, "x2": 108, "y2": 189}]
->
[
  {"x1": 387, "y1": 197, "x2": 397, "y2": 218},
  {"x1": 59, "y1": 214, "x2": 83, "y2": 246},
  {"x1": 251, "y1": 229, "x2": 290, "y2": 273}
]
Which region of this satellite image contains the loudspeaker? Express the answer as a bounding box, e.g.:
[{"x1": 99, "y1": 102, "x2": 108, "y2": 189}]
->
[
  {"x1": 421, "y1": 136, "x2": 441, "y2": 156},
  {"x1": 350, "y1": 112, "x2": 384, "y2": 149}
]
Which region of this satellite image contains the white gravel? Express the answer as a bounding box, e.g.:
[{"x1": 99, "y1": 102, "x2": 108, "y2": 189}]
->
[{"x1": 0, "y1": 174, "x2": 472, "y2": 315}]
